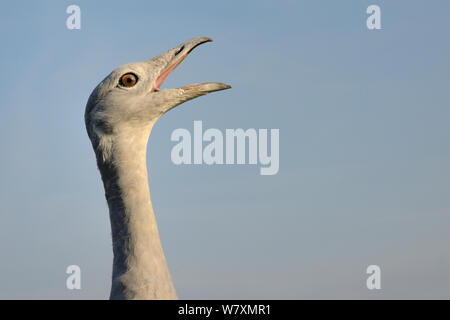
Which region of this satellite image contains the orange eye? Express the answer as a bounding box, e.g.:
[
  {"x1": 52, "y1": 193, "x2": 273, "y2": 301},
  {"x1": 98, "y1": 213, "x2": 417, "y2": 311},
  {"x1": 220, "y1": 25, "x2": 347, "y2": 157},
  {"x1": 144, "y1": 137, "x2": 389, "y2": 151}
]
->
[{"x1": 119, "y1": 73, "x2": 138, "y2": 87}]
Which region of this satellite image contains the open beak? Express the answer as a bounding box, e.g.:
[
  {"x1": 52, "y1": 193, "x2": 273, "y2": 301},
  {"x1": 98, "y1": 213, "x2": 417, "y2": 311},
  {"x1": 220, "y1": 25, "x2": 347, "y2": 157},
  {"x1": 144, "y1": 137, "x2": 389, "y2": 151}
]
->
[{"x1": 149, "y1": 37, "x2": 231, "y2": 94}]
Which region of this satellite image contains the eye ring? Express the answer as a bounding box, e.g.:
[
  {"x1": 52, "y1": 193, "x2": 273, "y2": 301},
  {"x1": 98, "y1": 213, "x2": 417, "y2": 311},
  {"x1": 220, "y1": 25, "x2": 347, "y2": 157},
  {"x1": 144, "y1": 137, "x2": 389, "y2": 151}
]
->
[{"x1": 119, "y1": 73, "x2": 138, "y2": 88}]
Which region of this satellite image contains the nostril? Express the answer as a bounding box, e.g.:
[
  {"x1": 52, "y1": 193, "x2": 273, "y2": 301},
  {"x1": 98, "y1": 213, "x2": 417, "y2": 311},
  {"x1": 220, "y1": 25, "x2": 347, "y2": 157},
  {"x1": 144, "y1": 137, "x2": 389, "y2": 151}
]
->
[{"x1": 174, "y1": 45, "x2": 184, "y2": 56}]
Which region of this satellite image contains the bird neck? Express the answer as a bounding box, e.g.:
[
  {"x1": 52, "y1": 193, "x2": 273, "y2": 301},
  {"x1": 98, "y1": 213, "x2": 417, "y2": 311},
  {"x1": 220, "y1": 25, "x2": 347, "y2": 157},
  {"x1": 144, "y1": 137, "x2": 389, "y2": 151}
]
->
[{"x1": 98, "y1": 124, "x2": 177, "y2": 300}]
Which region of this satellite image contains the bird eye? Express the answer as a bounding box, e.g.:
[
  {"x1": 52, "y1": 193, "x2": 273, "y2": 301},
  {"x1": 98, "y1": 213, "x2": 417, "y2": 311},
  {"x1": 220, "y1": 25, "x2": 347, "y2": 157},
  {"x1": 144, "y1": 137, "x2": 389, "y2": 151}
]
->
[{"x1": 119, "y1": 73, "x2": 138, "y2": 88}]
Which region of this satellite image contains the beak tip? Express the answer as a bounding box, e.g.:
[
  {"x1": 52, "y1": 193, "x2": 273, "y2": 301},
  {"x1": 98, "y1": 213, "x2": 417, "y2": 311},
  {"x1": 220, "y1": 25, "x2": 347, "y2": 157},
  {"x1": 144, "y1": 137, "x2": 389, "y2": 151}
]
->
[{"x1": 215, "y1": 83, "x2": 232, "y2": 91}]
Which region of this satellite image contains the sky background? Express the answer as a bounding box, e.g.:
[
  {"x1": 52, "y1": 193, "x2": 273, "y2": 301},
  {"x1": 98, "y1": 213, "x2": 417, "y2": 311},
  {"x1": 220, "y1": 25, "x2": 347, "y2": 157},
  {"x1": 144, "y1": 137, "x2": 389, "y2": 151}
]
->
[{"x1": 0, "y1": 0, "x2": 449, "y2": 299}]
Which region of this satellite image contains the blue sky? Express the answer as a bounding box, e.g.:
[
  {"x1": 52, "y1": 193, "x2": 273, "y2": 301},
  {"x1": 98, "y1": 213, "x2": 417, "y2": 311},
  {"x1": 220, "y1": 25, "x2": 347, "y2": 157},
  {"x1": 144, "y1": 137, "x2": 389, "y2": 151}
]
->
[{"x1": 0, "y1": 0, "x2": 449, "y2": 299}]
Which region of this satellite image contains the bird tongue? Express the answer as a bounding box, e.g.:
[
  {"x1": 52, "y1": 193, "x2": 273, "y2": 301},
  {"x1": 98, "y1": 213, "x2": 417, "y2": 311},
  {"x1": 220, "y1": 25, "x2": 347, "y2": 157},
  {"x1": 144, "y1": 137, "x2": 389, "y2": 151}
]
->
[{"x1": 153, "y1": 54, "x2": 188, "y2": 92}]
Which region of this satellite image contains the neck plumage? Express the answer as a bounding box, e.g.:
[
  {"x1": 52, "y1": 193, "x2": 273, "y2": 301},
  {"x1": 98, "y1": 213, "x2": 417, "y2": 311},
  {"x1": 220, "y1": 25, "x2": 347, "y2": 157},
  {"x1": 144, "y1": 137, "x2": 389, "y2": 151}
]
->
[{"x1": 96, "y1": 124, "x2": 177, "y2": 300}]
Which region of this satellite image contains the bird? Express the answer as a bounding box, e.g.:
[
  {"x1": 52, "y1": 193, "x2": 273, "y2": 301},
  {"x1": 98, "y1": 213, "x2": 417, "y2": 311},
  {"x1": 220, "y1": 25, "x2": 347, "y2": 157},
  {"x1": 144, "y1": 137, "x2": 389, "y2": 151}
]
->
[{"x1": 84, "y1": 37, "x2": 231, "y2": 299}]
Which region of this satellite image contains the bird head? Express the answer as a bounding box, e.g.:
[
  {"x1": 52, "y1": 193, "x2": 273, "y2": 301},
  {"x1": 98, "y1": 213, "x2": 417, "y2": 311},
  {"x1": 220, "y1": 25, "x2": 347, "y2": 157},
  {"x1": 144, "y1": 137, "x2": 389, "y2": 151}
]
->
[{"x1": 85, "y1": 37, "x2": 231, "y2": 144}]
